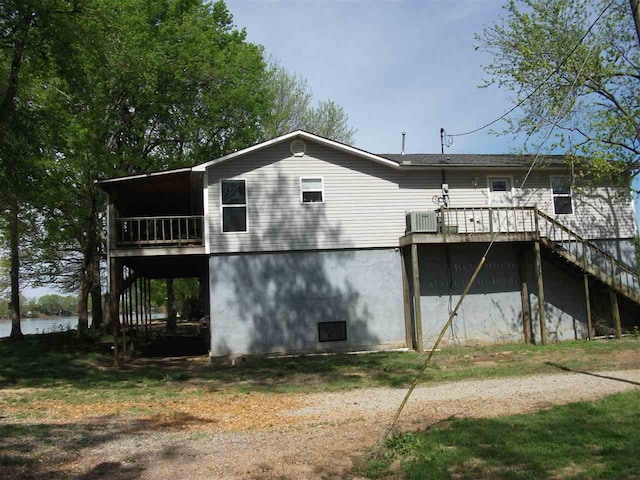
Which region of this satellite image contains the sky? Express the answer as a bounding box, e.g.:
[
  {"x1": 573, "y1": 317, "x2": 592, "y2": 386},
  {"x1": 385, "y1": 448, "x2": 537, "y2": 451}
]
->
[
  {"x1": 22, "y1": 0, "x2": 640, "y2": 298},
  {"x1": 227, "y1": 0, "x2": 519, "y2": 155}
]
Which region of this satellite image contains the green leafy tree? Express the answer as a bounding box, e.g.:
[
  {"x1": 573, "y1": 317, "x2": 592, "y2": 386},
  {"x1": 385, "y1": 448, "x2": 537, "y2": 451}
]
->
[
  {"x1": 30, "y1": 0, "x2": 271, "y2": 335},
  {"x1": 263, "y1": 63, "x2": 357, "y2": 144},
  {"x1": 477, "y1": 0, "x2": 640, "y2": 180},
  {"x1": 37, "y1": 294, "x2": 77, "y2": 315},
  {"x1": 0, "y1": 0, "x2": 79, "y2": 339}
]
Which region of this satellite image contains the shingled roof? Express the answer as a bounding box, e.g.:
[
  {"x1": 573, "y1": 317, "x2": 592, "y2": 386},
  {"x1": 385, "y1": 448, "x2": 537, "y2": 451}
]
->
[{"x1": 379, "y1": 153, "x2": 570, "y2": 168}]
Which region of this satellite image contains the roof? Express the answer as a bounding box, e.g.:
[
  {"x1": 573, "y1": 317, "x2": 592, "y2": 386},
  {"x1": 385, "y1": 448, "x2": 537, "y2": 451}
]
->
[
  {"x1": 379, "y1": 153, "x2": 570, "y2": 168},
  {"x1": 97, "y1": 132, "x2": 573, "y2": 187},
  {"x1": 191, "y1": 130, "x2": 401, "y2": 171}
]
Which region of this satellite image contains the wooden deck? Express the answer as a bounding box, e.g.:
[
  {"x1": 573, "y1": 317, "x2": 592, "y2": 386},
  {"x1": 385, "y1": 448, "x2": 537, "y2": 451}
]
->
[{"x1": 400, "y1": 206, "x2": 639, "y2": 350}]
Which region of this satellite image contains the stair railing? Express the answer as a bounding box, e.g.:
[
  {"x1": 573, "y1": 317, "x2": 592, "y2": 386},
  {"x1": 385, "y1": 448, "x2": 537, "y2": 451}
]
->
[{"x1": 536, "y1": 210, "x2": 640, "y2": 296}]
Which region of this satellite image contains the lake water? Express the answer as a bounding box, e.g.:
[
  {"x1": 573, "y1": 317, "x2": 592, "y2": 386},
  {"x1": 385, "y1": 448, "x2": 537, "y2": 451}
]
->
[
  {"x1": 0, "y1": 313, "x2": 165, "y2": 338},
  {"x1": 0, "y1": 316, "x2": 86, "y2": 337}
]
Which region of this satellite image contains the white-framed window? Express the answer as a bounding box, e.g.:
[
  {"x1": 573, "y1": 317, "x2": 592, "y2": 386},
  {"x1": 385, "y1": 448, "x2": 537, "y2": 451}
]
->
[
  {"x1": 487, "y1": 176, "x2": 513, "y2": 206},
  {"x1": 220, "y1": 179, "x2": 247, "y2": 232},
  {"x1": 490, "y1": 178, "x2": 509, "y2": 193},
  {"x1": 300, "y1": 177, "x2": 324, "y2": 203},
  {"x1": 551, "y1": 175, "x2": 573, "y2": 215}
]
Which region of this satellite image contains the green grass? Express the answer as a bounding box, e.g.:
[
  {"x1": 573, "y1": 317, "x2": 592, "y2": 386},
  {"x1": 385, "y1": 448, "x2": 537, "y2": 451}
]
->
[
  {"x1": 362, "y1": 389, "x2": 640, "y2": 479},
  {"x1": 0, "y1": 332, "x2": 637, "y2": 404}
]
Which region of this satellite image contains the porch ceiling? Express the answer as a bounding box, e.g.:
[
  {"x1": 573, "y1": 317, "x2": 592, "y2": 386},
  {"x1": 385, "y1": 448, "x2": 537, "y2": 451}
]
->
[{"x1": 121, "y1": 254, "x2": 208, "y2": 279}]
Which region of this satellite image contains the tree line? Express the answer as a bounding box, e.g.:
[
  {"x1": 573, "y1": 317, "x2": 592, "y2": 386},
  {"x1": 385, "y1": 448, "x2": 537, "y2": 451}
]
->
[
  {"x1": 0, "y1": 0, "x2": 356, "y2": 339},
  {"x1": 0, "y1": 294, "x2": 79, "y2": 318}
]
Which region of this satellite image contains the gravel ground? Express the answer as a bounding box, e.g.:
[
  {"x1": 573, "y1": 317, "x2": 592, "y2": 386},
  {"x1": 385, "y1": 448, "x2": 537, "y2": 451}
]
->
[{"x1": 28, "y1": 368, "x2": 638, "y2": 480}]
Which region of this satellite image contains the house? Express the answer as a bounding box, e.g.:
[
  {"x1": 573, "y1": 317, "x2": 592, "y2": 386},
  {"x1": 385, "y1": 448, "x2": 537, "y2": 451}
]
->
[{"x1": 98, "y1": 130, "x2": 640, "y2": 359}]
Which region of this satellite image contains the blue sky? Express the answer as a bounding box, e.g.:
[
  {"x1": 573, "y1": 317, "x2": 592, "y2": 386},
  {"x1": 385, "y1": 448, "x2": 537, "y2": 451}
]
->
[{"x1": 228, "y1": 0, "x2": 518, "y2": 154}]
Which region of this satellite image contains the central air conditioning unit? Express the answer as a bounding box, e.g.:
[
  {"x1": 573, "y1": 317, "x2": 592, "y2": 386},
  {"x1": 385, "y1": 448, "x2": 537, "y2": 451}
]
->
[{"x1": 406, "y1": 211, "x2": 439, "y2": 233}]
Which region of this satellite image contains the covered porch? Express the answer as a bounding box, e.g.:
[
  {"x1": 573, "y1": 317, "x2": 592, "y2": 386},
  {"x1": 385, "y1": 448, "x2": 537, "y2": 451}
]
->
[{"x1": 99, "y1": 168, "x2": 206, "y2": 252}]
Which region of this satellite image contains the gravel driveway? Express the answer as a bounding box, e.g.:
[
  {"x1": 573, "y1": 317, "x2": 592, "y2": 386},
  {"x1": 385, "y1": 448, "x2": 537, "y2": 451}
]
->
[{"x1": 47, "y1": 368, "x2": 640, "y2": 480}]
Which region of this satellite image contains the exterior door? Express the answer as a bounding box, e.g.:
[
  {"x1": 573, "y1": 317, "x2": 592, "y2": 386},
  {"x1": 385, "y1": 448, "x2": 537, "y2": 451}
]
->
[{"x1": 489, "y1": 177, "x2": 515, "y2": 232}]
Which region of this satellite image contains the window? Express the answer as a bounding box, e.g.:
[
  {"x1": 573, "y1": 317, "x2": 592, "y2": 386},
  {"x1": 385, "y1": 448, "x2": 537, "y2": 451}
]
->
[
  {"x1": 301, "y1": 177, "x2": 323, "y2": 203},
  {"x1": 221, "y1": 179, "x2": 247, "y2": 232},
  {"x1": 490, "y1": 179, "x2": 508, "y2": 192},
  {"x1": 318, "y1": 321, "x2": 347, "y2": 342},
  {"x1": 551, "y1": 176, "x2": 573, "y2": 215}
]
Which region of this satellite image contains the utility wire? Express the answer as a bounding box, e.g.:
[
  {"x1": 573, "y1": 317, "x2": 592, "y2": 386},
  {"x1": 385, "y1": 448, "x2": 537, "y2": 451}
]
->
[
  {"x1": 447, "y1": 0, "x2": 614, "y2": 138},
  {"x1": 519, "y1": 39, "x2": 598, "y2": 189},
  {"x1": 371, "y1": 3, "x2": 612, "y2": 458}
]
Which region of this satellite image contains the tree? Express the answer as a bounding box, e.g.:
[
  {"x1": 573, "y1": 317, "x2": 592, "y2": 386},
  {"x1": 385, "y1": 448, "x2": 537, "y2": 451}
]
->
[
  {"x1": 0, "y1": 0, "x2": 78, "y2": 339},
  {"x1": 476, "y1": 0, "x2": 640, "y2": 180},
  {"x1": 263, "y1": 63, "x2": 357, "y2": 144},
  {"x1": 29, "y1": 0, "x2": 272, "y2": 335}
]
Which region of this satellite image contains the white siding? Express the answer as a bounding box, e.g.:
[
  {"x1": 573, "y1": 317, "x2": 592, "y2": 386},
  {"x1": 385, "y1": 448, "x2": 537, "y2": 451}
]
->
[{"x1": 206, "y1": 139, "x2": 636, "y2": 253}]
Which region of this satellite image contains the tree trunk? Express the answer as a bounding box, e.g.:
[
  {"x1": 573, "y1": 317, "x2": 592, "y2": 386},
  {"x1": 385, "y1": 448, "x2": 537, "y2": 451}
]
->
[
  {"x1": 166, "y1": 279, "x2": 177, "y2": 333},
  {"x1": 1, "y1": 16, "x2": 33, "y2": 342},
  {"x1": 77, "y1": 267, "x2": 89, "y2": 336},
  {"x1": 8, "y1": 197, "x2": 22, "y2": 340},
  {"x1": 91, "y1": 254, "x2": 103, "y2": 330}
]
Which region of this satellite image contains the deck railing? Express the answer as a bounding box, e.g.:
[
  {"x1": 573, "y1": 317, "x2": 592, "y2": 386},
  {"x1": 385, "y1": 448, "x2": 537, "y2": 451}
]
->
[
  {"x1": 429, "y1": 206, "x2": 640, "y2": 297},
  {"x1": 115, "y1": 216, "x2": 204, "y2": 248},
  {"x1": 440, "y1": 206, "x2": 537, "y2": 235}
]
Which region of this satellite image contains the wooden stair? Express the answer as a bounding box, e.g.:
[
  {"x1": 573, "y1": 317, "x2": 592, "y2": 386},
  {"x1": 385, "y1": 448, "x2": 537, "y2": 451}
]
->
[{"x1": 536, "y1": 211, "x2": 640, "y2": 304}]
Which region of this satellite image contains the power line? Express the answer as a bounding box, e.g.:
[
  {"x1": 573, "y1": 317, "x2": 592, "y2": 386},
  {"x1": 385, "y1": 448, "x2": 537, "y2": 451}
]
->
[
  {"x1": 519, "y1": 40, "x2": 598, "y2": 189},
  {"x1": 447, "y1": 0, "x2": 615, "y2": 138},
  {"x1": 373, "y1": 9, "x2": 610, "y2": 453}
]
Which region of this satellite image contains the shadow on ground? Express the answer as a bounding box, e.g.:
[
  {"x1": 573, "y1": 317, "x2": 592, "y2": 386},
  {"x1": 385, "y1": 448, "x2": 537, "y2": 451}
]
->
[
  {"x1": 364, "y1": 389, "x2": 640, "y2": 479},
  {"x1": 0, "y1": 413, "x2": 214, "y2": 480},
  {"x1": 0, "y1": 332, "x2": 425, "y2": 392}
]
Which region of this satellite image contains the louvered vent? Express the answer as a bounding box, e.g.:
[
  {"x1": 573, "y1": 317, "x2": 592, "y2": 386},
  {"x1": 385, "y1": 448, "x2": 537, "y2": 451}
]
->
[{"x1": 406, "y1": 211, "x2": 439, "y2": 233}]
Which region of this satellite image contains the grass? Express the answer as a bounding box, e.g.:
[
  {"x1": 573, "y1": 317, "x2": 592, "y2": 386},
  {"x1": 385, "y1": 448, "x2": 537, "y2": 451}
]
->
[
  {"x1": 0, "y1": 332, "x2": 636, "y2": 415},
  {"x1": 361, "y1": 389, "x2": 640, "y2": 479},
  {"x1": 0, "y1": 332, "x2": 638, "y2": 398},
  {"x1": 0, "y1": 333, "x2": 637, "y2": 477}
]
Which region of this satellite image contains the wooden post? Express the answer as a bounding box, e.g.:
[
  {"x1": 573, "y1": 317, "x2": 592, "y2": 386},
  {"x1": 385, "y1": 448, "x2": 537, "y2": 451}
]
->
[
  {"x1": 122, "y1": 290, "x2": 127, "y2": 358},
  {"x1": 533, "y1": 241, "x2": 548, "y2": 345},
  {"x1": 411, "y1": 243, "x2": 424, "y2": 353},
  {"x1": 109, "y1": 257, "x2": 121, "y2": 367},
  {"x1": 134, "y1": 278, "x2": 139, "y2": 330},
  {"x1": 610, "y1": 290, "x2": 622, "y2": 339},
  {"x1": 401, "y1": 247, "x2": 414, "y2": 349},
  {"x1": 107, "y1": 197, "x2": 118, "y2": 250},
  {"x1": 518, "y1": 247, "x2": 532, "y2": 344},
  {"x1": 583, "y1": 273, "x2": 593, "y2": 340}
]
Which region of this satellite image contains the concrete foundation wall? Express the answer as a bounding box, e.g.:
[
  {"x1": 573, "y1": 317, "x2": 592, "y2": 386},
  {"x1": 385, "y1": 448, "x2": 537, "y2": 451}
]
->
[
  {"x1": 416, "y1": 243, "x2": 591, "y2": 347},
  {"x1": 589, "y1": 238, "x2": 637, "y2": 269},
  {"x1": 208, "y1": 248, "x2": 406, "y2": 357},
  {"x1": 417, "y1": 243, "x2": 526, "y2": 347},
  {"x1": 527, "y1": 255, "x2": 588, "y2": 343}
]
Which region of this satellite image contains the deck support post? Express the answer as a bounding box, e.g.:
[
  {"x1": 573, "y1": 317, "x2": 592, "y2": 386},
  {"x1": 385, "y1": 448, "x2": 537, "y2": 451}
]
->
[
  {"x1": 583, "y1": 273, "x2": 593, "y2": 340},
  {"x1": 610, "y1": 290, "x2": 622, "y2": 339},
  {"x1": 518, "y1": 247, "x2": 532, "y2": 344},
  {"x1": 401, "y1": 247, "x2": 414, "y2": 349},
  {"x1": 533, "y1": 241, "x2": 548, "y2": 345},
  {"x1": 109, "y1": 257, "x2": 121, "y2": 367},
  {"x1": 410, "y1": 243, "x2": 424, "y2": 353}
]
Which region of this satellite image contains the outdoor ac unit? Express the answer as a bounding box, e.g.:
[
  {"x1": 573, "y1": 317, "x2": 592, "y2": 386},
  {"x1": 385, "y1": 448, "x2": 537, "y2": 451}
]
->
[{"x1": 406, "y1": 211, "x2": 439, "y2": 233}]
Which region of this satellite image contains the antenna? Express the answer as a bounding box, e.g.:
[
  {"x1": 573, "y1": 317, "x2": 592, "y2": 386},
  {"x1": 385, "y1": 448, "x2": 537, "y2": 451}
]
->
[{"x1": 440, "y1": 128, "x2": 453, "y2": 154}]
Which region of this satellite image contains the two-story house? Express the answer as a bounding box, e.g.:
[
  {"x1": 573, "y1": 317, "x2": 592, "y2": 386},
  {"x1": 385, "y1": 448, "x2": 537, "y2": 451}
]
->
[{"x1": 99, "y1": 130, "x2": 639, "y2": 359}]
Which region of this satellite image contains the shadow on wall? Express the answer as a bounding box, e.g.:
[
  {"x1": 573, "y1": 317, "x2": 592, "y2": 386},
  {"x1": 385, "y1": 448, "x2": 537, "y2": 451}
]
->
[
  {"x1": 418, "y1": 243, "x2": 525, "y2": 344},
  {"x1": 209, "y1": 165, "x2": 381, "y2": 355},
  {"x1": 528, "y1": 249, "x2": 588, "y2": 343},
  {"x1": 573, "y1": 185, "x2": 635, "y2": 266}
]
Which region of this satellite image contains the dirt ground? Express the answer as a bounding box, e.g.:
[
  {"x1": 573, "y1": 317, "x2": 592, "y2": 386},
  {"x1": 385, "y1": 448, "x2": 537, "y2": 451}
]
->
[{"x1": 2, "y1": 367, "x2": 640, "y2": 480}]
